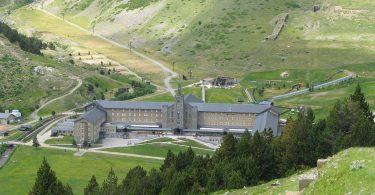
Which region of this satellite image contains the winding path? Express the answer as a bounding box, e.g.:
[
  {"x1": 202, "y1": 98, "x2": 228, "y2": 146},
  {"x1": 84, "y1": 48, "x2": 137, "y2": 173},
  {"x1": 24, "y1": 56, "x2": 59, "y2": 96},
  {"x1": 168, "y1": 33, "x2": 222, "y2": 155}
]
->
[
  {"x1": 34, "y1": 6, "x2": 178, "y2": 96},
  {"x1": 32, "y1": 76, "x2": 82, "y2": 119}
]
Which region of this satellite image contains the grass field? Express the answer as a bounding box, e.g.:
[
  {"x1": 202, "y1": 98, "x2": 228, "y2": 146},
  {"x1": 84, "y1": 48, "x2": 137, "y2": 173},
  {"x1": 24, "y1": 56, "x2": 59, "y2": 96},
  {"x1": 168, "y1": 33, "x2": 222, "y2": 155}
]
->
[
  {"x1": 45, "y1": 135, "x2": 74, "y2": 145},
  {"x1": 0, "y1": 146, "x2": 162, "y2": 195},
  {"x1": 144, "y1": 137, "x2": 176, "y2": 143},
  {"x1": 103, "y1": 143, "x2": 214, "y2": 157}
]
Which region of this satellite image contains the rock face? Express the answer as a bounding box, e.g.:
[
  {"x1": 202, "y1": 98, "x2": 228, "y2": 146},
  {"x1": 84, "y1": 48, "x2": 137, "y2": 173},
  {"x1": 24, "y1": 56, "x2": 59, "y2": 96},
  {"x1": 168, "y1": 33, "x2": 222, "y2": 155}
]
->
[
  {"x1": 317, "y1": 158, "x2": 330, "y2": 177},
  {"x1": 298, "y1": 174, "x2": 316, "y2": 191},
  {"x1": 266, "y1": 13, "x2": 289, "y2": 40}
]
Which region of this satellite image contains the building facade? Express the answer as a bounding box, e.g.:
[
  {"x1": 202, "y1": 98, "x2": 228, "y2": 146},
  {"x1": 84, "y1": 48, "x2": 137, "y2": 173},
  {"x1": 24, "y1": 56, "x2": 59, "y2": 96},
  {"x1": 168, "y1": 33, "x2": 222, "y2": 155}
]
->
[{"x1": 74, "y1": 92, "x2": 281, "y2": 144}]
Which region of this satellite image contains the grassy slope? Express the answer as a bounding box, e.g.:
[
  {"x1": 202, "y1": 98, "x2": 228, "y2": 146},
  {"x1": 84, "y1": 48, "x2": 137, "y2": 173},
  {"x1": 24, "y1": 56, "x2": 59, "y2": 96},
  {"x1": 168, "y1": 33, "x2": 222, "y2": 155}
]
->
[
  {"x1": 38, "y1": 73, "x2": 131, "y2": 116},
  {"x1": 9, "y1": 7, "x2": 165, "y2": 85},
  {"x1": 103, "y1": 143, "x2": 214, "y2": 157},
  {"x1": 214, "y1": 147, "x2": 375, "y2": 195},
  {"x1": 0, "y1": 36, "x2": 81, "y2": 117},
  {"x1": 305, "y1": 147, "x2": 375, "y2": 194},
  {"x1": 0, "y1": 146, "x2": 162, "y2": 195}
]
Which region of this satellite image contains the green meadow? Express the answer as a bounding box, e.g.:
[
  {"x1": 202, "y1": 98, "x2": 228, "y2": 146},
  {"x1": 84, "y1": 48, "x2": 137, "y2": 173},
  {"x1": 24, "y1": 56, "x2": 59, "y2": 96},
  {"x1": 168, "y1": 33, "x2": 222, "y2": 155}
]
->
[{"x1": 0, "y1": 146, "x2": 162, "y2": 195}]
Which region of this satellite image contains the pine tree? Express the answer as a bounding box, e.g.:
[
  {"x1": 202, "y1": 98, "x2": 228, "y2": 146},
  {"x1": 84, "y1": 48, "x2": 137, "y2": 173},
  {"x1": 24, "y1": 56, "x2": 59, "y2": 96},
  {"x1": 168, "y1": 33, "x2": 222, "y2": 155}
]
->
[
  {"x1": 350, "y1": 83, "x2": 374, "y2": 122},
  {"x1": 143, "y1": 169, "x2": 163, "y2": 195},
  {"x1": 226, "y1": 170, "x2": 245, "y2": 189},
  {"x1": 29, "y1": 158, "x2": 72, "y2": 195},
  {"x1": 351, "y1": 113, "x2": 375, "y2": 147},
  {"x1": 119, "y1": 166, "x2": 147, "y2": 195},
  {"x1": 84, "y1": 176, "x2": 100, "y2": 195},
  {"x1": 236, "y1": 129, "x2": 252, "y2": 157},
  {"x1": 214, "y1": 134, "x2": 237, "y2": 161},
  {"x1": 160, "y1": 150, "x2": 175, "y2": 170},
  {"x1": 100, "y1": 168, "x2": 118, "y2": 195}
]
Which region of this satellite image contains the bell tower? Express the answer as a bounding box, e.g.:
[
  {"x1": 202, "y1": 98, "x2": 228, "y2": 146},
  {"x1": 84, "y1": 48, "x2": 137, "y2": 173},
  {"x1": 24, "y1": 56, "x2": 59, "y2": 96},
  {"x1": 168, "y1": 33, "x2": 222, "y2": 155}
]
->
[{"x1": 174, "y1": 76, "x2": 184, "y2": 129}]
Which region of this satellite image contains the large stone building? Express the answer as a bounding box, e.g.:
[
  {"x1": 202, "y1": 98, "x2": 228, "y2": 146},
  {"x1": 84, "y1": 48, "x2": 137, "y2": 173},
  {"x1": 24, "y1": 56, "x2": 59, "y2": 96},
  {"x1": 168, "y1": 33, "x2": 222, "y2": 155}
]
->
[{"x1": 74, "y1": 89, "x2": 282, "y2": 144}]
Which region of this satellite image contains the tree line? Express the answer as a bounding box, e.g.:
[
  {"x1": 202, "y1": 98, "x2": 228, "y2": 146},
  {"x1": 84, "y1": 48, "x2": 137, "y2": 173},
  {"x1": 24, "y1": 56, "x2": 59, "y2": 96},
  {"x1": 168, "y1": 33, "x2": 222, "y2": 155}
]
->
[
  {"x1": 30, "y1": 84, "x2": 374, "y2": 194},
  {"x1": 0, "y1": 21, "x2": 46, "y2": 55}
]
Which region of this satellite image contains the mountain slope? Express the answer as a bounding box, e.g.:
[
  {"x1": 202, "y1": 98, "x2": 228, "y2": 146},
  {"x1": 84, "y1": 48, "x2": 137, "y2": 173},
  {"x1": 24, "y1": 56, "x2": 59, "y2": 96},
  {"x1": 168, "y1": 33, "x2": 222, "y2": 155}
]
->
[{"x1": 35, "y1": 0, "x2": 375, "y2": 80}]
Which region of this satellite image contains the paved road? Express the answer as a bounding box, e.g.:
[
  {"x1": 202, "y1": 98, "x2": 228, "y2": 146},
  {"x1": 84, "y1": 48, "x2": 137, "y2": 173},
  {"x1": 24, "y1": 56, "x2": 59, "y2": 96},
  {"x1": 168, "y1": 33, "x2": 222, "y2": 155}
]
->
[
  {"x1": 32, "y1": 76, "x2": 82, "y2": 119},
  {"x1": 34, "y1": 6, "x2": 178, "y2": 96}
]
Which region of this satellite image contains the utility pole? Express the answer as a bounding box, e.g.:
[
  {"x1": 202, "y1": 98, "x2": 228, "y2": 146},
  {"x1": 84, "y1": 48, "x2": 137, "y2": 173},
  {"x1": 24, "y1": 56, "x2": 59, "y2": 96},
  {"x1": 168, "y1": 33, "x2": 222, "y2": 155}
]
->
[
  {"x1": 189, "y1": 70, "x2": 192, "y2": 80},
  {"x1": 172, "y1": 61, "x2": 175, "y2": 72},
  {"x1": 129, "y1": 41, "x2": 132, "y2": 52}
]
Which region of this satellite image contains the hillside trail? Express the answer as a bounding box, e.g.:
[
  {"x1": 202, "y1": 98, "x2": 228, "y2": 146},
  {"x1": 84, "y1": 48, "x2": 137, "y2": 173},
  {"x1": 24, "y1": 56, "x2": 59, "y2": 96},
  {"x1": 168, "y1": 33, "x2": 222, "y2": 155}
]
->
[
  {"x1": 31, "y1": 76, "x2": 82, "y2": 120},
  {"x1": 34, "y1": 6, "x2": 178, "y2": 96}
]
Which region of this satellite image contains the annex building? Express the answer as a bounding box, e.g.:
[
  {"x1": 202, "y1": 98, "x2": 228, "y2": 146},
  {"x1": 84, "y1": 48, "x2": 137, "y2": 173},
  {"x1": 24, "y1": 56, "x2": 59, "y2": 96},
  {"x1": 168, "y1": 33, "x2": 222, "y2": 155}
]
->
[{"x1": 74, "y1": 89, "x2": 282, "y2": 144}]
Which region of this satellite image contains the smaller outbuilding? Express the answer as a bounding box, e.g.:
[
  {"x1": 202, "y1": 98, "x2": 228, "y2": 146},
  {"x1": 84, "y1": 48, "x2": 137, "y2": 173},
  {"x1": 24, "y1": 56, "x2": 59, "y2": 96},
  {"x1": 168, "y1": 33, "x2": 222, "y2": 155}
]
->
[
  {"x1": 0, "y1": 113, "x2": 16, "y2": 125},
  {"x1": 51, "y1": 119, "x2": 75, "y2": 136}
]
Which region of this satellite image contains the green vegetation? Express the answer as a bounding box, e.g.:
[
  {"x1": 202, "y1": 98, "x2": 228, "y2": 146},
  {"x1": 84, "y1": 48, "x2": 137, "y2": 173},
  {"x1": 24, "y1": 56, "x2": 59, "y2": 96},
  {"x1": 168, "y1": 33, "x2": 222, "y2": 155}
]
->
[
  {"x1": 103, "y1": 143, "x2": 214, "y2": 157},
  {"x1": 175, "y1": 138, "x2": 212, "y2": 150},
  {"x1": 45, "y1": 136, "x2": 74, "y2": 145},
  {"x1": 0, "y1": 0, "x2": 32, "y2": 10},
  {"x1": 0, "y1": 146, "x2": 162, "y2": 194},
  {"x1": 117, "y1": 0, "x2": 158, "y2": 11},
  {"x1": 144, "y1": 137, "x2": 176, "y2": 143},
  {"x1": 0, "y1": 21, "x2": 46, "y2": 55},
  {"x1": 0, "y1": 144, "x2": 7, "y2": 156}
]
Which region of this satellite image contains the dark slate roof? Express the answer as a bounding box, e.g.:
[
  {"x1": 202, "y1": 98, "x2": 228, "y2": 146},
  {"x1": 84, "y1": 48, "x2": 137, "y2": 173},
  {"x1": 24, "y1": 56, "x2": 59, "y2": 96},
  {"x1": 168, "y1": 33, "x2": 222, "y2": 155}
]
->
[
  {"x1": 94, "y1": 100, "x2": 172, "y2": 110},
  {"x1": 184, "y1": 94, "x2": 204, "y2": 103},
  {"x1": 78, "y1": 107, "x2": 106, "y2": 123},
  {"x1": 189, "y1": 103, "x2": 273, "y2": 114},
  {"x1": 0, "y1": 113, "x2": 14, "y2": 119}
]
